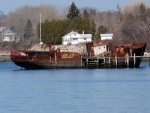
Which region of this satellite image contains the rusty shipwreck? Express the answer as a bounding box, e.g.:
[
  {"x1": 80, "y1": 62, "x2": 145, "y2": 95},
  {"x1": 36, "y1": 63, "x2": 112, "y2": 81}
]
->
[{"x1": 11, "y1": 41, "x2": 146, "y2": 69}]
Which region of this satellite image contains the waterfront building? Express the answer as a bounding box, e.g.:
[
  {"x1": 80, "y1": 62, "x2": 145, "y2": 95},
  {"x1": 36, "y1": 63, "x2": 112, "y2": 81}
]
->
[
  {"x1": 100, "y1": 33, "x2": 113, "y2": 40},
  {"x1": 62, "y1": 31, "x2": 92, "y2": 45},
  {"x1": 0, "y1": 27, "x2": 16, "y2": 42}
]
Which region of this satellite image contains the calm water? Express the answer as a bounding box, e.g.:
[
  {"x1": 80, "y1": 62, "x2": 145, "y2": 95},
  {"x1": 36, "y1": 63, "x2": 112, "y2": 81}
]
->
[{"x1": 0, "y1": 62, "x2": 150, "y2": 113}]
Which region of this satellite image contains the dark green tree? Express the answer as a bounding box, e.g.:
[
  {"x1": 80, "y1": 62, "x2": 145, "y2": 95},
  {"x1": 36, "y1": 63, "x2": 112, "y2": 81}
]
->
[
  {"x1": 66, "y1": 16, "x2": 95, "y2": 38},
  {"x1": 90, "y1": 20, "x2": 96, "y2": 37},
  {"x1": 36, "y1": 2, "x2": 97, "y2": 44},
  {"x1": 81, "y1": 9, "x2": 95, "y2": 37},
  {"x1": 67, "y1": 2, "x2": 80, "y2": 20},
  {"x1": 139, "y1": 3, "x2": 147, "y2": 21},
  {"x1": 82, "y1": 9, "x2": 90, "y2": 18},
  {"x1": 96, "y1": 25, "x2": 107, "y2": 38},
  {"x1": 48, "y1": 20, "x2": 69, "y2": 44},
  {"x1": 24, "y1": 19, "x2": 33, "y2": 40},
  {"x1": 40, "y1": 19, "x2": 51, "y2": 43},
  {"x1": 37, "y1": 19, "x2": 69, "y2": 44}
]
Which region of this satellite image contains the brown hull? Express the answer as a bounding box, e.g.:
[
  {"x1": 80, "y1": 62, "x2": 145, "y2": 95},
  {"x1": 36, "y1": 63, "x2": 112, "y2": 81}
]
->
[
  {"x1": 11, "y1": 50, "x2": 82, "y2": 69},
  {"x1": 13, "y1": 60, "x2": 82, "y2": 69},
  {"x1": 11, "y1": 43, "x2": 146, "y2": 69}
]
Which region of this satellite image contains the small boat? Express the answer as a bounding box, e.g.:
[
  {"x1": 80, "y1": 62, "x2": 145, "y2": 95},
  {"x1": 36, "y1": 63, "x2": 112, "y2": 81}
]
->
[{"x1": 11, "y1": 42, "x2": 146, "y2": 69}]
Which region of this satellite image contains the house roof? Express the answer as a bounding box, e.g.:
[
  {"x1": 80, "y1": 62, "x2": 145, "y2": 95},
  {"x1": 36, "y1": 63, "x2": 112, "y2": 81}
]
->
[
  {"x1": 62, "y1": 31, "x2": 92, "y2": 39},
  {"x1": 3, "y1": 29, "x2": 15, "y2": 36},
  {"x1": 62, "y1": 31, "x2": 80, "y2": 39},
  {"x1": 81, "y1": 34, "x2": 92, "y2": 38},
  {"x1": 0, "y1": 27, "x2": 15, "y2": 36},
  {"x1": 100, "y1": 33, "x2": 113, "y2": 37},
  {"x1": 0, "y1": 27, "x2": 6, "y2": 33}
]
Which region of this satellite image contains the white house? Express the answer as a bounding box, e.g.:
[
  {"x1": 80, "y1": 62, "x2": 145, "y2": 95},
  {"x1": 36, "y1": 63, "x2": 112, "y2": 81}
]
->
[
  {"x1": 100, "y1": 33, "x2": 113, "y2": 40},
  {"x1": 62, "y1": 31, "x2": 92, "y2": 45},
  {"x1": 0, "y1": 27, "x2": 16, "y2": 42}
]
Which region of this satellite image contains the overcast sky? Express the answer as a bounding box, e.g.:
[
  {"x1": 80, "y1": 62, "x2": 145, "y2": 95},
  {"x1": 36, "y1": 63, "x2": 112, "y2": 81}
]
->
[{"x1": 0, "y1": 0, "x2": 150, "y2": 14}]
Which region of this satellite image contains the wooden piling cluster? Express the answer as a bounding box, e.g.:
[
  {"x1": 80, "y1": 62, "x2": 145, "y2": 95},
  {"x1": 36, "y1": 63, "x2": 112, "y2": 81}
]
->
[{"x1": 81, "y1": 55, "x2": 150, "y2": 68}]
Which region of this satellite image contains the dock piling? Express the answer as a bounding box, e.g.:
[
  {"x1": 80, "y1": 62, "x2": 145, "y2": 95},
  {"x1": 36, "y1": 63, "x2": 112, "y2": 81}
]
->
[
  {"x1": 149, "y1": 58, "x2": 150, "y2": 67},
  {"x1": 134, "y1": 54, "x2": 136, "y2": 68},
  {"x1": 126, "y1": 56, "x2": 129, "y2": 68},
  {"x1": 115, "y1": 56, "x2": 118, "y2": 68},
  {"x1": 82, "y1": 55, "x2": 149, "y2": 69},
  {"x1": 55, "y1": 52, "x2": 57, "y2": 64}
]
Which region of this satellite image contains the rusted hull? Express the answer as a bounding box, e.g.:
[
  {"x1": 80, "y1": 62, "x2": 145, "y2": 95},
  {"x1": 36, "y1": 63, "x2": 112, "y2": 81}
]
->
[
  {"x1": 11, "y1": 42, "x2": 146, "y2": 69},
  {"x1": 11, "y1": 50, "x2": 82, "y2": 69},
  {"x1": 11, "y1": 56, "x2": 143, "y2": 69},
  {"x1": 111, "y1": 43, "x2": 146, "y2": 68},
  {"x1": 13, "y1": 61, "x2": 82, "y2": 69}
]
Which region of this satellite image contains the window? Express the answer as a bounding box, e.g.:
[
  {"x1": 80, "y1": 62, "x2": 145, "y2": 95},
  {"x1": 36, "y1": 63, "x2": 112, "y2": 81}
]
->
[{"x1": 73, "y1": 38, "x2": 77, "y2": 40}]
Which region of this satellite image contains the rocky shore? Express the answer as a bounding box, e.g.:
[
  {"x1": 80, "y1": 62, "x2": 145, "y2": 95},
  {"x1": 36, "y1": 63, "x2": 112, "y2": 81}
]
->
[
  {"x1": 30, "y1": 43, "x2": 87, "y2": 54},
  {"x1": 0, "y1": 51, "x2": 11, "y2": 61}
]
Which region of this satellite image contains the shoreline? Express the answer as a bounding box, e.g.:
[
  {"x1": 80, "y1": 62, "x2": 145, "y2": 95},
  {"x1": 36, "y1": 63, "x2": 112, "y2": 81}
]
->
[{"x1": 0, "y1": 51, "x2": 11, "y2": 62}]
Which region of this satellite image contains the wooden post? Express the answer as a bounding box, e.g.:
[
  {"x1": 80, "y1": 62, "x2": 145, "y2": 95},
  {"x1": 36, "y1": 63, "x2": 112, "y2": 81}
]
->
[
  {"x1": 109, "y1": 57, "x2": 111, "y2": 64},
  {"x1": 81, "y1": 55, "x2": 82, "y2": 68},
  {"x1": 97, "y1": 59, "x2": 99, "y2": 68},
  {"x1": 134, "y1": 53, "x2": 136, "y2": 68},
  {"x1": 55, "y1": 52, "x2": 57, "y2": 64},
  {"x1": 108, "y1": 57, "x2": 111, "y2": 68},
  {"x1": 49, "y1": 53, "x2": 51, "y2": 62},
  {"x1": 90, "y1": 52, "x2": 91, "y2": 58},
  {"x1": 98, "y1": 59, "x2": 100, "y2": 68},
  {"x1": 125, "y1": 53, "x2": 130, "y2": 68},
  {"x1": 87, "y1": 58, "x2": 89, "y2": 67},
  {"x1": 103, "y1": 57, "x2": 106, "y2": 68},
  {"x1": 115, "y1": 56, "x2": 117, "y2": 68},
  {"x1": 126, "y1": 56, "x2": 129, "y2": 68},
  {"x1": 104, "y1": 57, "x2": 105, "y2": 64},
  {"x1": 149, "y1": 57, "x2": 150, "y2": 68}
]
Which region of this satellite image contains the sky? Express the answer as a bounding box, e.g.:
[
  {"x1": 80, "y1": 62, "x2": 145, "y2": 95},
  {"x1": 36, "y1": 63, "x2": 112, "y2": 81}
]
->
[{"x1": 0, "y1": 0, "x2": 150, "y2": 14}]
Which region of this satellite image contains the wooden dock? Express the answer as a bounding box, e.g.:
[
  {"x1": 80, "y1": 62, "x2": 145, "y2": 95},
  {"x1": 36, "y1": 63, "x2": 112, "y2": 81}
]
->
[{"x1": 81, "y1": 55, "x2": 150, "y2": 68}]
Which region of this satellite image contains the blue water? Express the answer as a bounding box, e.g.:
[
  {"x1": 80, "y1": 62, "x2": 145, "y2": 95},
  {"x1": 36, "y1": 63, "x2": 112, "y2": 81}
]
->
[{"x1": 0, "y1": 62, "x2": 150, "y2": 113}]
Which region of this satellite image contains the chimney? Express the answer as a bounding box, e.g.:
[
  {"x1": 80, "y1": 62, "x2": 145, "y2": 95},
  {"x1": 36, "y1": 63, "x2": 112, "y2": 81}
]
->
[{"x1": 82, "y1": 31, "x2": 84, "y2": 34}]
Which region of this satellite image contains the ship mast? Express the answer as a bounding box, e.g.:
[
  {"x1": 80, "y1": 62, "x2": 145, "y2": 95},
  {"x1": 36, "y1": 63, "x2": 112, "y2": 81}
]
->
[{"x1": 40, "y1": 13, "x2": 43, "y2": 45}]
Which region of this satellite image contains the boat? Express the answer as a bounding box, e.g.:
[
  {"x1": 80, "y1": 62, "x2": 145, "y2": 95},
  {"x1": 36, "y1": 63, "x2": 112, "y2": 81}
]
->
[
  {"x1": 11, "y1": 50, "x2": 82, "y2": 69},
  {"x1": 11, "y1": 42, "x2": 146, "y2": 69},
  {"x1": 111, "y1": 42, "x2": 146, "y2": 68}
]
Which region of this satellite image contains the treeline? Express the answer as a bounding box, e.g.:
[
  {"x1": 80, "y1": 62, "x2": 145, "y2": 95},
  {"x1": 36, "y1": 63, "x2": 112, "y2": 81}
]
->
[
  {"x1": 37, "y1": 2, "x2": 96, "y2": 44},
  {"x1": 0, "y1": 2, "x2": 150, "y2": 50},
  {"x1": 0, "y1": 5, "x2": 61, "y2": 48}
]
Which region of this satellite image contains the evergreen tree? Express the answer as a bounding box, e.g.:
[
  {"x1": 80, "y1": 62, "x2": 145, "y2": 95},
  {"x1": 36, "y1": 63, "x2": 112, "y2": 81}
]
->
[
  {"x1": 139, "y1": 3, "x2": 147, "y2": 21},
  {"x1": 83, "y1": 9, "x2": 90, "y2": 18},
  {"x1": 37, "y1": 19, "x2": 69, "y2": 44},
  {"x1": 96, "y1": 25, "x2": 107, "y2": 38},
  {"x1": 67, "y1": 17, "x2": 95, "y2": 35},
  {"x1": 67, "y1": 2, "x2": 80, "y2": 20},
  {"x1": 24, "y1": 19, "x2": 33, "y2": 40},
  {"x1": 90, "y1": 20, "x2": 96, "y2": 37}
]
